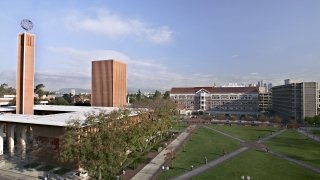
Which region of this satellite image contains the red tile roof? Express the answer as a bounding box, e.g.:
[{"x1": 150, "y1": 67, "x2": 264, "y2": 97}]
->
[{"x1": 170, "y1": 87, "x2": 258, "y2": 94}]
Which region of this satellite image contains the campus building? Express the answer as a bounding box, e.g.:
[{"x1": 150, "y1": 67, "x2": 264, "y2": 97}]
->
[
  {"x1": 16, "y1": 32, "x2": 35, "y2": 115},
  {"x1": 258, "y1": 87, "x2": 272, "y2": 114},
  {"x1": 259, "y1": 92, "x2": 272, "y2": 114},
  {"x1": 0, "y1": 105, "x2": 139, "y2": 166},
  {"x1": 170, "y1": 87, "x2": 260, "y2": 116},
  {"x1": 91, "y1": 60, "x2": 127, "y2": 107},
  {"x1": 271, "y1": 82, "x2": 319, "y2": 122}
]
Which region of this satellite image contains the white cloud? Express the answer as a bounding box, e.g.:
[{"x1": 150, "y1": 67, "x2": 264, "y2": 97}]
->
[
  {"x1": 64, "y1": 9, "x2": 173, "y2": 44},
  {"x1": 41, "y1": 47, "x2": 218, "y2": 90}
]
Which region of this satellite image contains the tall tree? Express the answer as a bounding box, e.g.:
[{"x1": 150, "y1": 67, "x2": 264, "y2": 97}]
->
[
  {"x1": 136, "y1": 89, "x2": 142, "y2": 101},
  {"x1": 163, "y1": 91, "x2": 170, "y2": 99},
  {"x1": 153, "y1": 90, "x2": 161, "y2": 99},
  {"x1": 0, "y1": 83, "x2": 15, "y2": 97}
]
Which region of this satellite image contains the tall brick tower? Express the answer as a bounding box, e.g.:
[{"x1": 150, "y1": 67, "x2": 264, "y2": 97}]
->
[
  {"x1": 16, "y1": 32, "x2": 35, "y2": 115},
  {"x1": 91, "y1": 60, "x2": 127, "y2": 107}
]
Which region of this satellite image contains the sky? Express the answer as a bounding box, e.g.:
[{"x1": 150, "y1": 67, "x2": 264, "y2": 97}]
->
[{"x1": 1, "y1": 0, "x2": 320, "y2": 92}]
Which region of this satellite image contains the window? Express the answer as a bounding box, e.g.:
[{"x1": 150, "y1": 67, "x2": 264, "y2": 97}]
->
[{"x1": 212, "y1": 95, "x2": 220, "y2": 99}]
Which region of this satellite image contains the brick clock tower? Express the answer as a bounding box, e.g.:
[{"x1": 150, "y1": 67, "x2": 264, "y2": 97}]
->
[{"x1": 16, "y1": 19, "x2": 35, "y2": 115}]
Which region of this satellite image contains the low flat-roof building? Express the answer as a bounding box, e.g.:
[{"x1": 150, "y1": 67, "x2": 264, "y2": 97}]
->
[{"x1": 0, "y1": 105, "x2": 138, "y2": 166}]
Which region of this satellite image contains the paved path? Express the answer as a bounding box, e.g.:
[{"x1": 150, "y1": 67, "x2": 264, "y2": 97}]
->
[
  {"x1": 0, "y1": 168, "x2": 38, "y2": 180},
  {"x1": 0, "y1": 156, "x2": 75, "y2": 180},
  {"x1": 297, "y1": 128, "x2": 320, "y2": 143},
  {"x1": 202, "y1": 125, "x2": 245, "y2": 142},
  {"x1": 257, "y1": 129, "x2": 287, "y2": 143},
  {"x1": 132, "y1": 125, "x2": 197, "y2": 180},
  {"x1": 171, "y1": 147, "x2": 249, "y2": 180},
  {"x1": 268, "y1": 150, "x2": 320, "y2": 173},
  {"x1": 170, "y1": 127, "x2": 287, "y2": 179}
]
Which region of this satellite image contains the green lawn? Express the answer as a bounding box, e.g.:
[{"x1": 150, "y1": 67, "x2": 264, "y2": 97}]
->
[
  {"x1": 171, "y1": 120, "x2": 188, "y2": 132},
  {"x1": 266, "y1": 130, "x2": 320, "y2": 168},
  {"x1": 207, "y1": 124, "x2": 279, "y2": 141},
  {"x1": 195, "y1": 150, "x2": 320, "y2": 180},
  {"x1": 157, "y1": 126, "x2": 240, "y2": 179},
  {"x1": 311, "y1": 129, "x2": 320, "y2": 136}
]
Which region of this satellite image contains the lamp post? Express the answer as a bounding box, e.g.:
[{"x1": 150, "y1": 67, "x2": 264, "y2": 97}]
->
[{"x1": 162, "y1": 165, "x2": 169, "y2": 180}]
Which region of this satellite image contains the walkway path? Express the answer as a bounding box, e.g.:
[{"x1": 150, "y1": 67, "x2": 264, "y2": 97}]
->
[
  {"x1": 257, "y1": 129, "x2": 287, "y2": 143},
  {"x1": 0, "y1": 168, "x2": 38, "y2": 180},
  {"x1": 296, "y1": 128, "x2": 320, "y2": 143},
  {"x1": 202, "y1": 125, "x2": 245, "y2": 142},
  {"x1": 268, "y1": 150, "x2": 320, "y2": 173},
  {"x1": 132, "y1": 125, "x2": 197, "y2": 180},
  {"x1": 0, "y1": 155, "x2": 76, "y2": 180},
  {"x1": 171, "y1": 126, "x2": 287, "y2": 179},
  {"x1": 171, "y1": 147, "x2": 249, "y2": 180}
]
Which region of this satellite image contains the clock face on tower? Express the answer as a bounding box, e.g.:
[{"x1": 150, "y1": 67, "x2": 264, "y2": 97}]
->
[{"x1": 20, "y1": 19, "x2": 33, "y2": 31}]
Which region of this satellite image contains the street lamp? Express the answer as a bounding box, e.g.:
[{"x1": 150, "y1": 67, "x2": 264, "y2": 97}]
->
[{"x1": 162, "y1": 165, "x2": 169, "y2": 180}]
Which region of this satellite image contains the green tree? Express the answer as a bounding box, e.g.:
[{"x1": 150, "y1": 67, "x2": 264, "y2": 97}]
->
[
  {"x1": 136, "y1": 89, "x2": 142, "y2": 101},
  {"x1": 273, "y1": 115, "x2": 282, "y2": 124},
  {"x1": 34, "y1": 83, "x2": 45, "y2": 98},
  {"x1": 258, "y1": 115, "x2": 268, "y2": 122},
  {"x1": 153, "y1": 90, "x2": 161, "y2": 99},
  {"x1": 49, "y1": 97, "x2": 70, "y2": 105},
  {"x1": 163, "y1": 91, "x2": 170, "y2": 99},
  {"x1": 61, "y1": 99, "x2": 177, "y2": 179},
  {"x1": 229, "y1": 115, "x2": 237, "y2": 121},
  {"x1": 63, "y1": 94, "x2": 73, "y2": 104},
  {"x1": 215, "y1": 114, "x2": 226, "y2": 120},
  {"x1": 0, "y1": 83, "x2": 16, "y2": 97}
]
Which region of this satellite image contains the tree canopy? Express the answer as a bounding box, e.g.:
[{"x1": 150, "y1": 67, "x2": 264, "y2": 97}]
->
[
  {"x1": 60, "y1": 99, "x2": 177, "y2": 179},
  {"x1": 0, "y1": 83, "x2": 15, "y2": 97}
]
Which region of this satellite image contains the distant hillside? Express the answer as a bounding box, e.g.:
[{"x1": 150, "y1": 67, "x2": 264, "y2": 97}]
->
[{"x1": 56, "y1": 88, "x2": 91, "y2": 95}]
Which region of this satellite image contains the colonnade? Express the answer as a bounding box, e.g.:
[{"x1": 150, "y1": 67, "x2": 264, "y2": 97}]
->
[{"x1": 0, "y1": 123, "x2": 30, "y2": 158}]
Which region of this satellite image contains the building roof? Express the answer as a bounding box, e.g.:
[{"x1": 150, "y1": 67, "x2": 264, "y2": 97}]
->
[
  {"x1": 0, "y1": 105, "x2": 139, "y2": 127},
  {"x1": 170, "y1": 87, "x2": 259, "y2": 94}
]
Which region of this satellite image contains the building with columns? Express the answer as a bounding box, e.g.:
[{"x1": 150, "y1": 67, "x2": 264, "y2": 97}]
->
[{"x1": 0, "y1": 105, "x2": 121, "y2": 162}]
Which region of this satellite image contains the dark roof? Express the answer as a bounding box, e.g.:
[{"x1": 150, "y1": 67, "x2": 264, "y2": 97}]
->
[{"x1": 170, "y1": 87, "x2": 258, "y2": 94}]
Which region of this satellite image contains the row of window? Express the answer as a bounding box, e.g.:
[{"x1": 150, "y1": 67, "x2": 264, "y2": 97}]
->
[
  {"x1": 175, "y1": 100, "x2": 258, "y2": 105},
  {"x1": 172, "y1": 94, "x2": 258, "y2": 100}
]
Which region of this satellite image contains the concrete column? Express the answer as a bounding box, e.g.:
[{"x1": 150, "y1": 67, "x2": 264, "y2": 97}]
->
[
  {"x1": 18, "y1": 125, "x2": 27, "y2": 159},
  {"x1": 7, "y1": 124, "x2": 16, "y2": 156},
  {"x1": 0, "y1": 124, "x2": 4, "y2": 155}
]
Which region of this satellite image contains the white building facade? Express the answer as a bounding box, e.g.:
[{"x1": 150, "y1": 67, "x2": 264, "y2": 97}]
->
[{"x1": 170, "y1": 87, "x2": 260, "y2": 116}]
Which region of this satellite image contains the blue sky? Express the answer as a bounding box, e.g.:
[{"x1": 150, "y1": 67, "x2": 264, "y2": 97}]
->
[{"x1": 1, "y1": 0, "x2": 320, "y2": 91}]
